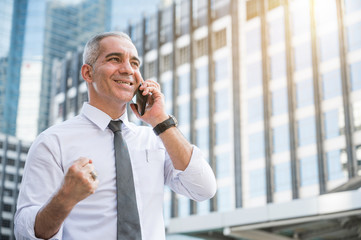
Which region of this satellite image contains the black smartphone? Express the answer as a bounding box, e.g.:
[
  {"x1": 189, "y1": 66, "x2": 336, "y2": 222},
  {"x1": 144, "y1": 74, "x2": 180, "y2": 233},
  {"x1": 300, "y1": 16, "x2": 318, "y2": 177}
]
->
[{"x1": 136, "y1": 84, "x2": 148, "y2": 116}]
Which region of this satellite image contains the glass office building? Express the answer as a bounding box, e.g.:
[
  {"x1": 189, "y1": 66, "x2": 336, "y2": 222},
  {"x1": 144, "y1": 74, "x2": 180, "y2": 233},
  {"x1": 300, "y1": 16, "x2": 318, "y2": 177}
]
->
[
  {"x1": 0, "y1": 0, "x2": 28, "y2": 136},
  {"x1": 0, "y1": 134, "x2": 30, "y2": 240},
  {"x1": 51, "y1": 0, "x2": 361, "y2": 239}
]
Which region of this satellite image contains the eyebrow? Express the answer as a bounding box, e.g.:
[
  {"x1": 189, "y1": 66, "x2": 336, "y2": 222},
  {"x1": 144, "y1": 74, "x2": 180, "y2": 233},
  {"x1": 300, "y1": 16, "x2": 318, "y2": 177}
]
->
[{"x1": 105, "y1": 52, "x2": 141, "y2": 66}]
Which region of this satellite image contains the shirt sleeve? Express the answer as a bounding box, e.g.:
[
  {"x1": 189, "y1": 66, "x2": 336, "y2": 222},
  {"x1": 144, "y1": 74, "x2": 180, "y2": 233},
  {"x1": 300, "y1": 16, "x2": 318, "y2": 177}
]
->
[
  {"x1": 14, "y1": 133, "x2": 64, "y2": 240},
  {"x1": 164, "y1": 145, "x2": 217, "y2": 202}
]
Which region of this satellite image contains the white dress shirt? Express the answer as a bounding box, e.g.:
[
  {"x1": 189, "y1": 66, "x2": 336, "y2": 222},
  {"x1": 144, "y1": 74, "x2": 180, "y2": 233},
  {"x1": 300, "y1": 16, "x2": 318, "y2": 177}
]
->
[{"x1": 14, "y1": 103, "x2": 216, "y2": 240}]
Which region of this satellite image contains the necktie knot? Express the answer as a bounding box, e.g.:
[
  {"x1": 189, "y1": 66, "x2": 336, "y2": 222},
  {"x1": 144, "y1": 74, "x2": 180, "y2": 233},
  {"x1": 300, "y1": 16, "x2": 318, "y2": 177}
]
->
[{"x1": 108, "y1": 120, "x2": 123, "y2": 133}]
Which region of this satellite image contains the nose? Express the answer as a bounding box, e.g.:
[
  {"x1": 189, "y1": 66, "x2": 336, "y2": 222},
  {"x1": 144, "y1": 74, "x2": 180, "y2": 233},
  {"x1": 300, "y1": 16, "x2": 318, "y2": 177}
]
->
[{"x1": 118, "y1": 60, "x2": 134, "y2": 76}]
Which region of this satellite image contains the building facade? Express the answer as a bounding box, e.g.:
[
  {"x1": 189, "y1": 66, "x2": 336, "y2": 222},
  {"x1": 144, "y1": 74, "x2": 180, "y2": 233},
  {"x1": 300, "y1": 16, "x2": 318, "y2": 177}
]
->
[
  {"x1": 0, "y1": 134, "x2": 30, "y2": 240},
  {"x1": 0, "y1": 0, "x2": 28, "y2": 136},
  {"x1": 51, "y1": 0, "x2": 361, "y2": 239}
]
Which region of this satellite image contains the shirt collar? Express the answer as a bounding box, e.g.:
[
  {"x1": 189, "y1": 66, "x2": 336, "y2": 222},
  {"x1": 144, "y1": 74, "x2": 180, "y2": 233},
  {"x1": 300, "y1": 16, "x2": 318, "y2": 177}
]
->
[{"x1": 81, "y1": 102, "x2": 136, "y2": 133}]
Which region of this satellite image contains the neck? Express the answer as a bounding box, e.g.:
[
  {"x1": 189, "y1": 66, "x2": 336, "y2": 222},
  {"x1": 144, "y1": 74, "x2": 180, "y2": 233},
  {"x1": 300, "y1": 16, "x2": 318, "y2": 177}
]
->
[{"x1": 88, "y1": 100, "x2": 127, "y2": 120}]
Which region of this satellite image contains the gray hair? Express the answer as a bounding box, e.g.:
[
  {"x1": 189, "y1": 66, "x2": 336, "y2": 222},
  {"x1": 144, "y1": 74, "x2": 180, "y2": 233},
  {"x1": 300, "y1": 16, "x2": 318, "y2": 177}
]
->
[{"x1": 83, "y1": 32, "x2": 133, "y2": 66}]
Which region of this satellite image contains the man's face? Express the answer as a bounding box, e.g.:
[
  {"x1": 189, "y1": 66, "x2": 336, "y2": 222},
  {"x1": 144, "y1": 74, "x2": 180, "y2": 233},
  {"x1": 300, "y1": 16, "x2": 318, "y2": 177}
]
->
[{"x1": 88, "y1": 36, "x2": 141, "y2": 108}]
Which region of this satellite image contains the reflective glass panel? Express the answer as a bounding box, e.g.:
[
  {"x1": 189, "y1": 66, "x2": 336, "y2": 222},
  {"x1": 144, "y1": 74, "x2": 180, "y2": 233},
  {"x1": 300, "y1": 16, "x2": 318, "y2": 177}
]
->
[
  {"x1": 249, "y1": 168, "x2": 266, "y2": 198},
  {"x1": 248, "y1": 96, "x2": 264, "y2": 123},
  {"x1": 324, "y1": 109, "x2": 340, "y2": 139},
  {"x1": 322, "y1": 69, "x2": 342, "y2": 100},
  {"x1": 273, "y1": 124, "x2": 290, "y2": 153},
  {"x1": 350, "y1": 61, "x2": 361, "y2": 91},
  {"x1": 270, "y1": 52, "x2": 286, "y2": 80},
  {"x1": 215, "y1": 57, "x2": 229, "y2": 82},
  {"x1": 347, "y1": 22, "x2": 361, "y2": 51},
  {"x1": 215, "y1": 88, "x2": 229, "y2": 113},
  {"x1": 326, "y1": 150, "x2": 346, "y2": 180},
  {"x1": 246, "y1": 61, "x2": 263, "y2": 88},
  {"x1": 300, "y1": 155, "x2": 319, "y2": 186},
  {"x1": 196, "y1": 65, "x2": 208, "y2": 88},
  {"x1": 274, "y1": 162, "x2": 291, "y2": 192},
  {"x1": 272, "y1": 87, "x2": 288, "y2": 116},
  {"x1": 296, "y1": 78, "x2": 314, "y2": 108},
  {"x1": 246, "y1": 28, "x2": 261, "y2": 55},
  {"x1": 294, "y1": 43, "x2": 312, "y2": 71},
  {"x1": 216, "y1": 119, "x2": 230, "y2": 145},
  {"x1": 248, "y1": 131, "x2": 265, "y2": 160},
  {"x1": 298, "y1": 116, "x2": 316, "y2": 147},
  {"x1": 319, "y1": 31, "x2": 339, "y2": 61},
  {"x1": 196, "y1": 94, "x2": 209, "y2": 119}
]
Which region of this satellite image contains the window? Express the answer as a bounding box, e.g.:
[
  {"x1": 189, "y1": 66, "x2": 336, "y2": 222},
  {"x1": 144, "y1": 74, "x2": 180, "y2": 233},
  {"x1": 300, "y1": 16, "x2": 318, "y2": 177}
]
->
[
  {"x1": 274, "y1": 162, "x2": 291, "y2": 192},
  {"x1": 322, "y1": 69, "x2": 342, "y2": 100},
  {"x1": 178, "y1": 102, "x2": 190, "y2": 127},
  {"x1": 178, "y1": 73, "x2": 190, "y2": 96},
  {"x1": 246, "y1": 28, "x2": 261, "y2": 55},
  {"x1": 350, "y1": 61, "x2": 361, "y2": 91},
  {"x1": 162, "y1": 79, "x2": 173, "y2": 103},
  {"x1": 268, "y1": 17, "x2": 285, "y2": 45},
  {"x1": 248, "y1": 96, "x2": 264, "y2": 123},
  {"x1": 324, "y1": 109, "x2": 341, "y2": 139},
  {"x1": 294, "y1": 43, "x2": 312, "y2": 71},
  {"x1": 327, "y1": 150, "x2": 346, "y2": 180},
  {"x1": 178, "y1": 196, "x2": 190, "y2": 217},
  {"x1": 270, "y1": 52, "x2": 286, "y2": 80},
  {"x1": 249, "y1": 168, "x2": 266, "y2": 198},
  {"x1": 160, "y1": 54, "x2": 172, "y2": 73},
  {"x1": 216, "y1": 152, "x2": 231, "y2": 178},
  {"x1": 215, "y1": 57, "x2": 229, "y2": 81},
  {"x1": 347, "y1": 22, "x2": 361, "y2": 51},
  {"x1": 248, "y1": 131, "x2": 265, "y2": 160},
  {"x1": 216, "y1": 119, "x2": 230, "y2": 145},
  {"x1": 196, "y1": 126, "x2": 209, "y2": 152},
  {"x1": 215, "y1": 88, "x2": 229, "y2": 113},
  {"x1": 177, "y1": 45, "x2": 190, "y2": 65},
  {"x1": 217, "y1": 185, "x2": 232, "y2": 212},
  {"x1": 247, "y1": 0, "x2": 260, "y2": 20},
  {"x1": 197, "y1": 200, "x2": 210, "y2": 215},
  {"x1": 214, "y1": 28, "x2": 227, "y2": 50},
  {"x1": 296, "y1": 78, "x2": 314, "y2": 108},
  {"x1": 196, "y1": 94, "x2": 209, "y2": 119},
  {"x1": 272, "y1": 87, "x2": 288, "y2": 116},
  {"x1": 291, "y1": 0, "x2": 311, "y2": 36},
  {"x1": 273, "y1": 124, "x2": 290, "y2": 153},
  {"x1": 196, "y1": 37, "x2": 208, "y2": 58},
  {"x1": 319, "y1": 31, "x2": 339, "y2": 61},
  {"x1": 196, "y1": 65, "x2": 208, "y2": 88},
  {"x1": 300, "y1": 155, "x2": 318, "y2": 186},
  {"x1": 344, "y1": 0, "x2": 361, "y2": 14},
  {"x1": 353, "y1": 100, "x2": 361, "y2": 131},
  {"x1": 246, "y1": 62, "x2": 262, "y2": 88},
  {"x1": 145, "y1": 61, "x2": 156, "y2": 78},
  {"x1": 298, "y1": 117, "x2": 316, "y2": 147}
]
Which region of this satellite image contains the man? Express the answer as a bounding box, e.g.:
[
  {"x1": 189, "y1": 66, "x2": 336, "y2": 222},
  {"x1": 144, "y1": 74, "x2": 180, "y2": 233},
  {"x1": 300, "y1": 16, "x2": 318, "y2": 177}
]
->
[{"x1": 14, "y1": 32, "x2": 217, "y2": 240}]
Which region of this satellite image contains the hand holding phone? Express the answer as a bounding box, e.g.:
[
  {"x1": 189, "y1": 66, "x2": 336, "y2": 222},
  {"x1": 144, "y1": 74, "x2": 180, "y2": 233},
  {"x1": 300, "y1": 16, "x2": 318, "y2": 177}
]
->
[{"x1": 136, "y1": 83, "x2": 148, "y2": 116}]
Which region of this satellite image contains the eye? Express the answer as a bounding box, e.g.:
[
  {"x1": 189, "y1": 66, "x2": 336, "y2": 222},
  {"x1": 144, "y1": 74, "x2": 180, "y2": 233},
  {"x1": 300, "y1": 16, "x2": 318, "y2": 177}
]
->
[
  {"x1": 131, "y1": 61, "x2": 140, "y2": 68},
  {"x1": 108, "y1": 57, "x2": 121, "y2": 62}
]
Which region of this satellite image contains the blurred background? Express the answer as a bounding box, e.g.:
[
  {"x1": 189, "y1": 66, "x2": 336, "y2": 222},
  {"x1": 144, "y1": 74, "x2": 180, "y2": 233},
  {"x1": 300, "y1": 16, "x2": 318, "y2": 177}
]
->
[{"x1": 1, "y1": 0, "x2": 361, "y2": 239}]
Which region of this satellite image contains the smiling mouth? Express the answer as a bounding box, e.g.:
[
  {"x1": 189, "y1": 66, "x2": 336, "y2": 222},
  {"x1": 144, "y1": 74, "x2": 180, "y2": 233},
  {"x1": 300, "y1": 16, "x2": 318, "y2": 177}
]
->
[{"x1": 114, "y1": 80, "x2": 133, "y2": 85}]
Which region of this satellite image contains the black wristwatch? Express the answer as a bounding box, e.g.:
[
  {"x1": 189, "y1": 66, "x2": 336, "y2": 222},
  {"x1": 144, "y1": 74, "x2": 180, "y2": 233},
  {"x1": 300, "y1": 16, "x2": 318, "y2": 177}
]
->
[{"x1": 153, "y1": 115, "x2": 178, "y2": 136}]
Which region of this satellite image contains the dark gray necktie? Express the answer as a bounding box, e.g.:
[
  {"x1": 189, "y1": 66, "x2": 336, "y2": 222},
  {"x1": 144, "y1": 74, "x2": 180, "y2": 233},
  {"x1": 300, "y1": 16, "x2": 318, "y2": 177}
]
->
[{"x1": 108, "y1": 120, "x2": 142, "y2": 240}]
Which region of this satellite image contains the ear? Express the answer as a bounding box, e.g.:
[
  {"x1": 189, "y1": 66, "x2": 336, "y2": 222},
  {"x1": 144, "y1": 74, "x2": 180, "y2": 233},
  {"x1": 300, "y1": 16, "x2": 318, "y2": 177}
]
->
[{"x1": 81, "y1": 64, "x2": 93, "y2": 84}]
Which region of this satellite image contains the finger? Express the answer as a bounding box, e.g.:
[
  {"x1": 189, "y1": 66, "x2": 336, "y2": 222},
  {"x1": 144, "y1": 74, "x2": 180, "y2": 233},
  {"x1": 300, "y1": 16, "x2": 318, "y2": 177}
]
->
[
  {"x1": 134, "y1": 70, "x2": 144, "y2": 86},
  {"x1": 130, "y1": 103, "x2": 141, "y2": 119},
  {"x1": 74, "y1": 157, "x2": 91, "y2": 167}
]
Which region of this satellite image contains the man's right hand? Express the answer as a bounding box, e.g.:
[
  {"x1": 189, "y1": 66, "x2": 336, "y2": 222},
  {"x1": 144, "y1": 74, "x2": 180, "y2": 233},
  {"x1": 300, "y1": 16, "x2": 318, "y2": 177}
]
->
[
  {"x1": 34, "y1": 157, "x2": 99, "y2": 239},
  {"x1": 60, "y1": 157, "x2": 99, "y2": 205}
]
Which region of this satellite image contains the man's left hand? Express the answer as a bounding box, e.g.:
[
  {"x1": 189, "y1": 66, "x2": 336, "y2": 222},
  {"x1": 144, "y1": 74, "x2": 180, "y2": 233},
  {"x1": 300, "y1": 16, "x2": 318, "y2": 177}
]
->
[{"x1": 130, "y1": 70, "x2": 169, "y2": 127}]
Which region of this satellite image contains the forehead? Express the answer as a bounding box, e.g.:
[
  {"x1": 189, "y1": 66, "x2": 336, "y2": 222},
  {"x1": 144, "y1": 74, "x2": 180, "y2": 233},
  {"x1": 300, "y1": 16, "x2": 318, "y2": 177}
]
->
[{"x1": 98, "y1": 36, "x2": 138, "y2": 58}]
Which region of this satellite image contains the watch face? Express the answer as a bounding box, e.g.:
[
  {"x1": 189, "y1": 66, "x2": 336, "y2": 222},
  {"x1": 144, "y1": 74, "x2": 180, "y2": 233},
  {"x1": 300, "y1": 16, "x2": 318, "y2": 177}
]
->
[{"x1": 169, "y1": 115, "x2": 178, "y2": 127}]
